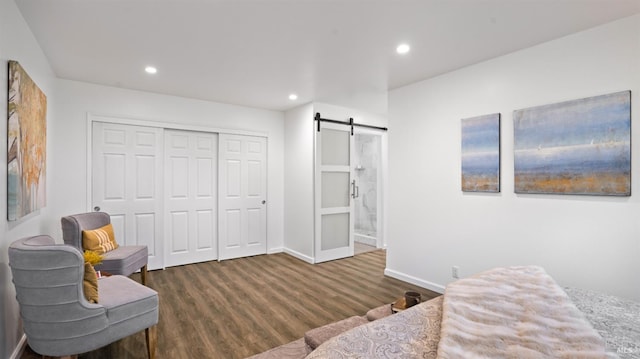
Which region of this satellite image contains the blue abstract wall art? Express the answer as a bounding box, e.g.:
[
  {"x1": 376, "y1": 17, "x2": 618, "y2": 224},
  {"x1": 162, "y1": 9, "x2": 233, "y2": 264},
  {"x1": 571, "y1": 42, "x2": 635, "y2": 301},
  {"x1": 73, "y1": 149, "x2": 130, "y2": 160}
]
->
[
  {"x1": 513, "y1": 91, "x2": 630, "y2": 196},
  {"x1": 461, "y1": 113, "x2": 501, "y2": 192}
]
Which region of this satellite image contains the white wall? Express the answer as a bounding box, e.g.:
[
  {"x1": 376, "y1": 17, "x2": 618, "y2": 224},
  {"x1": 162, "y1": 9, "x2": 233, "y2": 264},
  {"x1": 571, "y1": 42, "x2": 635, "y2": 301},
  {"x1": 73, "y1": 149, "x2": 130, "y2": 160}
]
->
[
  {"x1": 49, "y1": 79, "x2": 285, "y2": 255},
  {"x1": 284, "y1": 103, "x2": 315, "y2": 261},
  {"x1": 0, "y1": 0, "x2": 57, "y2": 357},
  {"x1": 387, "y1": 14, "x2": 640, "y2": 301},
  {"x1": 283, "y1": 102, "x2": 388, "y2": 262}
]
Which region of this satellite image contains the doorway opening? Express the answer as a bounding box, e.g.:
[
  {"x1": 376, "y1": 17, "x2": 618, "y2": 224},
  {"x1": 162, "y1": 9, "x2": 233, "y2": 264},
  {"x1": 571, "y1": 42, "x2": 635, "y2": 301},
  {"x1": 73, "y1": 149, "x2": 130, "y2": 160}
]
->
[{"x1": 353, "y1": 132, "x2": 382, "y2": 255}]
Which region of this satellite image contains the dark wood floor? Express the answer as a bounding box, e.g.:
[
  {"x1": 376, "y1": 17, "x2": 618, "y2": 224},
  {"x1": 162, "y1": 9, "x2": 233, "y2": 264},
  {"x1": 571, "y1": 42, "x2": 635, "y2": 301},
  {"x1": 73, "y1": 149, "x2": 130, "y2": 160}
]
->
[{"x1": 22, "y1": 250, "x2": 439, "y2": 359}]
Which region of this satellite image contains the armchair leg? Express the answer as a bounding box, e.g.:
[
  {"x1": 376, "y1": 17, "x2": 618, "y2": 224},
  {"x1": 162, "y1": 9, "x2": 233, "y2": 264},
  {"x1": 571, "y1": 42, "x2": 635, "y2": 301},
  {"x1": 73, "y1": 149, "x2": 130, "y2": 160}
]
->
[
  {"x1": 145, "y1": 325, "x2": 157, "y2": 359},
  {"x1": 141, "y1": 265, "x2": 148, "y2": 285}
]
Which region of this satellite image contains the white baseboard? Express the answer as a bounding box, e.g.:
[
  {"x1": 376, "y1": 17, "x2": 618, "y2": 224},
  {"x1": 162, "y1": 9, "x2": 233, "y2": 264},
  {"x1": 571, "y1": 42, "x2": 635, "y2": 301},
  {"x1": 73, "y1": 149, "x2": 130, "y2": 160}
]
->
[
  {"x1": 9, "y1": 334, "x2": 27, "y2": 359},
  {"x1": 384, "y1": 268, "x2": 445, "y2": 294},
  {"x1": 267, "y1": 247, "x2": 284, "y2": 254},
  {"x1": 283, "y1": 248, "x2": 314, "y2": 264}
]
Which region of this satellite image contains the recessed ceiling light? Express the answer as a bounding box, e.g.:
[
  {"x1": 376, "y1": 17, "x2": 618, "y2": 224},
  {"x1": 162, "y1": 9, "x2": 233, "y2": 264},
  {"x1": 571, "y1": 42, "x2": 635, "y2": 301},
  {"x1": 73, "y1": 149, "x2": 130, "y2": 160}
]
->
[
  {"x1": 289, "y1": 94, "x2": 298, "y2": 100},
  {"x1": 396, "y1": 43, "x2": 410, "y2": 55},
  {"x1": 145, "y1": 66, "x2": 157, "y2": 74}
]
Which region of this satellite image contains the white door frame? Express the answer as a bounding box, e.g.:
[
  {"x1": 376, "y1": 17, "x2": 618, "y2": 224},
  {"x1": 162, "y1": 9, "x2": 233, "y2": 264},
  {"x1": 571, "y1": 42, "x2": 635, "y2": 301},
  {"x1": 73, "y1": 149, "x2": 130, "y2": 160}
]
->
[{"x1": 352, "y1": 127, "x2": 386, "y2": 249}]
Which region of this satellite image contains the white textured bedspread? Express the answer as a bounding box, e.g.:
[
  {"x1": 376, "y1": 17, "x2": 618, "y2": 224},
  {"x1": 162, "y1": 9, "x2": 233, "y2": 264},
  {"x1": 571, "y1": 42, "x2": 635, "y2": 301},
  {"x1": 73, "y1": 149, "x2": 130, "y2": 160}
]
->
[{"x1": 436, "y1": 266, "x2": 616, "y2": 359}]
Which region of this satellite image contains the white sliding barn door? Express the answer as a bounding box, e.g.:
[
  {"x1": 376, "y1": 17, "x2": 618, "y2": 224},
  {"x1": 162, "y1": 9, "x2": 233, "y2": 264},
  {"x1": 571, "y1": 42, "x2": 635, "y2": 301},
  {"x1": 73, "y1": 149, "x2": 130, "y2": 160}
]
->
[
  {"x1": 218, "y1": 134, "x2": 267, "y2": 260},
  {"x1": 314, "y1": 122, "x2": 354, "y2": 263},
  {"x1": 92, "y1": 122, "x2": 164, "y2": 270},
  {"x1": 164, "y1": 130, "x2": 218, "y2": 267}
]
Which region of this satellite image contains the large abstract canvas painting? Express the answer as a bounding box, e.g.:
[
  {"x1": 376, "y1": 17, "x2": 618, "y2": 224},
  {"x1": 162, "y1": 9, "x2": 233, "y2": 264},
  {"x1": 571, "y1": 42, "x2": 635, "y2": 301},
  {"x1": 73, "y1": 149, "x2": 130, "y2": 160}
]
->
[
  {"x1": 514, "y1": 91, "x2": 630, "y2": 196},
  {"x1": 461, "y1": 113, "x2": 500, "y2": 192},
  {"x1": 7, "y1": 61, "x2": 47, "y2": 220}
]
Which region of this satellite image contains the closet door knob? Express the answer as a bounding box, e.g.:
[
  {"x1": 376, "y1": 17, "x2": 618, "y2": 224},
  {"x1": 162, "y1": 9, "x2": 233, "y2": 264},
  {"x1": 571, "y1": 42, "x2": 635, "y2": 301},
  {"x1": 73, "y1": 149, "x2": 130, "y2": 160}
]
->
[
  {"x1": 262, "y1": 200, "x2": 266, "y2": 204},
  {"x1": 94, "y1": 206, "x2": 101, "y2": 212}
]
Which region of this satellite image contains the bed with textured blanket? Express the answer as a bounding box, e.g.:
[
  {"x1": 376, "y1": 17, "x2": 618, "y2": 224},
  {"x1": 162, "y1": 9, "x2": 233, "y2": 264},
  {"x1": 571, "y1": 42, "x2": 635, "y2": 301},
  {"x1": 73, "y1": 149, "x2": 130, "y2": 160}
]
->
[{"x1": 306, "y1": 266, "x2": 617, "y2": 358}]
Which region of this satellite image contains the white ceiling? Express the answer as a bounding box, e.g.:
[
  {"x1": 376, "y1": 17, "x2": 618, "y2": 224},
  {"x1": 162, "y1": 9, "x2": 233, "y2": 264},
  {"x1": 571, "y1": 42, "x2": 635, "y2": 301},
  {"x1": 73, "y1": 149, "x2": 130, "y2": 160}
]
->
[{"x1": 15, "y1": 0, "x2": 640, "y2": 114}]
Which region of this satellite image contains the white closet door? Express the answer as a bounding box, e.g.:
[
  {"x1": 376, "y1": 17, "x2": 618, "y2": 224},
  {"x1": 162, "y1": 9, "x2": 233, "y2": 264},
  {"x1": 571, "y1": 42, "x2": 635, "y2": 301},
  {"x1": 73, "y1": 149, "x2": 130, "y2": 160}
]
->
[
  {"x1": 218, "y1": 134, "x2": 267, "y2": 260},
  {"x1": 314, "y1": 122, "x2": 354, "y2": 263},
  {"x1": 92, "y1": 122, "x2": 164, "y2": 270},
  {"x1": 164, "y1": 130, "x2": 218, "y2": 267}
]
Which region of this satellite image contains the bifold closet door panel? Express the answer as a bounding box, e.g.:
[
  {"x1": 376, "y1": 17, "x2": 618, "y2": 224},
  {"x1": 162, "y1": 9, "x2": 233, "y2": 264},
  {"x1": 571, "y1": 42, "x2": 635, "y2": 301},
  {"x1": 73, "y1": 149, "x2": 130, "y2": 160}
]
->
[
  {"x1": 92, "y1": 121, "x2": 164, "y2": 270},
  {"x1": 218, "y1": 134, "x2": 267, "y2": 261},
  {"x1": 164, "y1": 130, "x2": 219, "y2": 267}
]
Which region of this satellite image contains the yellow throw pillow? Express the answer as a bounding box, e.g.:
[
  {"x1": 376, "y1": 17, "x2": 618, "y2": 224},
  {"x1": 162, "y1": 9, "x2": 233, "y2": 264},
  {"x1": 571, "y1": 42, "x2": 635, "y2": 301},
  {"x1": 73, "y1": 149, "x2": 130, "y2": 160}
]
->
[
  {"x1": 83, "y1": 262, "x2": 99, "y2": 303},
  {"x1": 82, "y1": 223, "x2": 119, "y2": 254}
]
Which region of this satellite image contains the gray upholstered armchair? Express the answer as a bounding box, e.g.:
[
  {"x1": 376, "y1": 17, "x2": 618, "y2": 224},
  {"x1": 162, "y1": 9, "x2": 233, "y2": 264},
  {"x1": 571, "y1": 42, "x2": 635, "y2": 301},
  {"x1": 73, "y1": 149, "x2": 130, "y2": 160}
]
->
[
  {"x1": 61, "y1": 212, "x2": 148, "y2": 285},
  {"x1": 8, "y1": 235, "x2": 159, "y2": 358}
]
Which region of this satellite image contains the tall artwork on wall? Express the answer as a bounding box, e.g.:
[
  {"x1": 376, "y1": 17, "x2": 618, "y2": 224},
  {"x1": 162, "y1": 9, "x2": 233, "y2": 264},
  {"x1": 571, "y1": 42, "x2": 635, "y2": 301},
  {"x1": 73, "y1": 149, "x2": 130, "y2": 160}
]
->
[
  {"x1": 513, "y1": 91, "x2": 630, "y2": 196},
  {"x1": 7, "y1": 60, "x2": 47, "y2": 220},
  {"x1": 461, "y1": 113, "x2": 500, "y2": 192}
]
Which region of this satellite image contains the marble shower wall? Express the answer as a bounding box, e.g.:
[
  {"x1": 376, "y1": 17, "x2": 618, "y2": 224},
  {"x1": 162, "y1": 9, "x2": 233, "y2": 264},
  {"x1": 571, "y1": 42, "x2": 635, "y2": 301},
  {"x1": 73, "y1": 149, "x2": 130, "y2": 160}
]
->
[{"x1": 354, "y1": 133, "x2": 380, "y2": 241}]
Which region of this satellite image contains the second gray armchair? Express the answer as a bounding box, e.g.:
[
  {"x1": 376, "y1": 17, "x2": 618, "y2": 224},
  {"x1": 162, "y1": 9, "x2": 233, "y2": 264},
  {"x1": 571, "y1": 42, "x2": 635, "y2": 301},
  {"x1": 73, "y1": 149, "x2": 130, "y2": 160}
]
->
[{"x1": 61, "y1": 211, "x2": 149, "y2": 285}]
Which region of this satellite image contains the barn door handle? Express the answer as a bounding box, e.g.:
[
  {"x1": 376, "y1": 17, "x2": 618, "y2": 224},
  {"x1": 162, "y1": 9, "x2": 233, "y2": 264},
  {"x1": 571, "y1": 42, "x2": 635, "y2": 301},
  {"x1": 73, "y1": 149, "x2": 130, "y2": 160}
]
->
[{"x1": 351, "y1": 180, "x2": 359, "y2": 199}]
